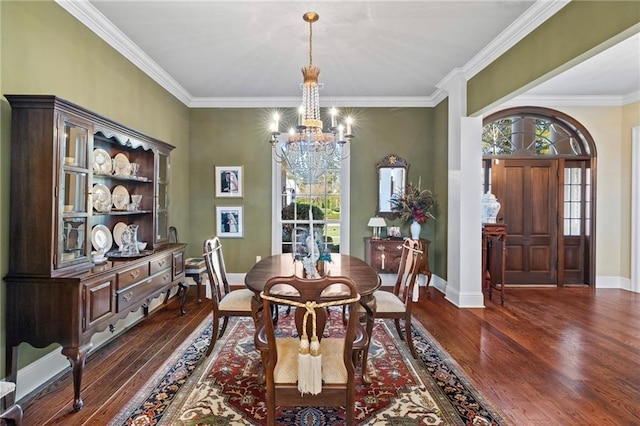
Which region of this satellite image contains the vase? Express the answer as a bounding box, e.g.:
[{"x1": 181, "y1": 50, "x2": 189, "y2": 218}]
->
[
  {"x1": 482, "y1": 191, "x2": 501, "y2": 224},
  {"x1": 410, "y1": 220, "x2": 421, "y2": 239}
]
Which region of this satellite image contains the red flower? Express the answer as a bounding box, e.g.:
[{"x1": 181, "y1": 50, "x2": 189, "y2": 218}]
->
[{"x1": 390, "y1": 182, "x2": 436, "y2": 224}]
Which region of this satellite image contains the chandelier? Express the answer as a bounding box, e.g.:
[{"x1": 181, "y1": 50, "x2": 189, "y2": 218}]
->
[{"x1": 270, "y1": 11, "x2": 353, "y2": 184}]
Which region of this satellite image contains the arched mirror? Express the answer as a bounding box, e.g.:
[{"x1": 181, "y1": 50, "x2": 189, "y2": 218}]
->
[{"x1": 377, "y1": 154, "x2": 409, "y2": 218}]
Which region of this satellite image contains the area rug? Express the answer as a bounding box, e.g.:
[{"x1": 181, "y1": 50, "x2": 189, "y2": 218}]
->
[{"x1": 111, "y1": 312, "x2": 508, "y2": 425}]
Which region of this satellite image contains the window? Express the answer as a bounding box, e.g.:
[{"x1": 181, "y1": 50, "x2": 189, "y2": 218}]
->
[{"x1": 272, "y1": 147, "x2": 350, "y2": 255}]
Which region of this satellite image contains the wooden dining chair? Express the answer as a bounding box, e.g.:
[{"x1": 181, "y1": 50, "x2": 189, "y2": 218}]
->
[
  {"x1": 0, "y1": 381, "x2": 23, "y2": 426},
  {"x1": 255, "y1": 274, "x2": 365, "y2": 426},
  {"x1": 203, "y1": 236, "x2": 254, "y2": 356},
  {"x1": 374, "y1": 238, "x2": 424, "y2": 358}
]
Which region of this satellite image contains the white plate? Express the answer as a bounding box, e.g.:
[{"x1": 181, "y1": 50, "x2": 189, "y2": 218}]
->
[
  {"x1": 92, "y1": 184, "x2": 111, "y2": 212},
  {"x1": 113, "y1": 222, "x2": 128, "y2": 247},
  {"x1": 91, "y1": 224, "x2": 112, "y2": 252},
  {"x1": 93, "y1": 148, "x2": 112, "y2": 174},
  {"x1": 112, "y1": 185, "x2": 130, "y2": 210},
  {"x1": 113, "y1": 153, "x2": 131, "y2": 176}
]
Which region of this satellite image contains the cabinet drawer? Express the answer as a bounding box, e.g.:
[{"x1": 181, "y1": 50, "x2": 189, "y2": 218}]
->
[
  {"x1": 117, "y1": 263, "x2": 150, "y2": 289},
  {"x1": 372, "y1": 242, "x2": 404, "y2": 273},
  {"x1": 150, "y1": 254, "x2": 172, "y2": 275},
  {"x1": 117, "y1": 269, "x2": 172, "y2": 312}
]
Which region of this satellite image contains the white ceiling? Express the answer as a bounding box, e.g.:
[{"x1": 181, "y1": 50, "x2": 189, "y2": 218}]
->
[{"x1": 59, "y1": 1, "x2": 639, "y2": 108}]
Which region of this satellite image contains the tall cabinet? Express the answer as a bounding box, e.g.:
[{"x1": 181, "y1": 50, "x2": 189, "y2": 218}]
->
[{"x1": 3, "y1": 95, "x2": 186, "y2": 411}]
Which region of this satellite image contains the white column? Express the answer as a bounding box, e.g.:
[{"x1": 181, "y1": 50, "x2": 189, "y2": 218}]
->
[
  {"x1": 631, "y1": 126, "x2": 640, "y2": 293},
  {"x1": 438, "y1": 69, "x2": 485, "y2": 307}
]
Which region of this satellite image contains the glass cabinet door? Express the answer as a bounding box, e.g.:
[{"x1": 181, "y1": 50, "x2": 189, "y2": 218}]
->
[
  {"x1": 156, "y1": 153, "x2": 169, "y2": 243},
  {"x1": 57, "y1": 116, "x2": 91, "y2": 268}
]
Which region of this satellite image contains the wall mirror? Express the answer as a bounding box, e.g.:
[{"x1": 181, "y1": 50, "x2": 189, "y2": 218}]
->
[{"x1": 377, "y1": 154, "x2": 409, "y2": 218}]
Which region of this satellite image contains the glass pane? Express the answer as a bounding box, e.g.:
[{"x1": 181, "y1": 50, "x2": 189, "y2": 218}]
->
[
  {"x1": 157, "y1": 211, "x2": 168, "y2": 241},
  {"x1": 60, "y1": 217, "x2": 87, "y2": 262},
  {"x1": 158, "y1": 154, "x2": 169, "y2": 181},
  {"x1": 158, "y1": 183, "x2": 168, "y2": 210},
  {"x1": 63, "y1": 121, "x2": 88, "y2": 168},
  {"x1": 62, "y1": 171, "x2": 87, "y2": 213}
]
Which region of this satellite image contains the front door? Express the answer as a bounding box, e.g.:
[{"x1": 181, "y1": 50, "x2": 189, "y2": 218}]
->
[{"x1": 492, "y1": 159, "x2": 558, "y2": 285}]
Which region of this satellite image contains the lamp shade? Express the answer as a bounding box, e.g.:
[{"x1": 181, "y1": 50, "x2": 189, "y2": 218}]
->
[{"x1": 367, "y1": 217, "x2": 387, "y2": 227}]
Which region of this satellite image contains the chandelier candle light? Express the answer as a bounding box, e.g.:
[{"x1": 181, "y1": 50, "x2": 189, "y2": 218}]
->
[{"x1": 270, "y1": 12, "x2": 354, "y2": 184}]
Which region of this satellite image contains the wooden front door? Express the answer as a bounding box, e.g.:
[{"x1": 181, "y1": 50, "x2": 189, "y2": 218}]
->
[{"x1": 492, "y1": 159, "x2": 558, "y2": 285}]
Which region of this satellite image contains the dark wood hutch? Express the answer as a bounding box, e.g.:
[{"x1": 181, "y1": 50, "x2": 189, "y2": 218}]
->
[{"x1": 3, "y1": 95, "x2": 186, "y2": 411}]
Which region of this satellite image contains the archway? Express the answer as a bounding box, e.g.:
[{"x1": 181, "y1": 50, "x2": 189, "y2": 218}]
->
[{"x1": 482, "y1": 107, "x2": 597, "y2": 287}]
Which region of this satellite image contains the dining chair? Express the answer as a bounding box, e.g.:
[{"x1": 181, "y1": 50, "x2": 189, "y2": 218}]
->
[
  {"x1": 202, "y1": 236, "x2": 254, "y2": 357},
  {"x1": 374, "y1": 238, "x2": 424, "y2": 358},
  {"x1": 255, "y1": 274, "x2": 365, "y2": 426},
  {"x1": 0, "y1": 381, "x2": 23, "y2": 426}
]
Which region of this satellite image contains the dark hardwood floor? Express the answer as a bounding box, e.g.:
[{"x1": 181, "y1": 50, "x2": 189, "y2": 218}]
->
[{"x1": 17, "y1": 286, "x2": 640, "y2": 425}]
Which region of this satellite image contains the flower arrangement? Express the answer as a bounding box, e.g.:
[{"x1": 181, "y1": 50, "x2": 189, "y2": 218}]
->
[{"x1": 390, "y1": 181, "x2": 437, "y2": 224}]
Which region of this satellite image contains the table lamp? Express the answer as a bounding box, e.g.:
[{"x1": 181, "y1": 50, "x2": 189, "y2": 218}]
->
[{"x1": 367, "y1": 217, "x2": 387, "y2": 240}]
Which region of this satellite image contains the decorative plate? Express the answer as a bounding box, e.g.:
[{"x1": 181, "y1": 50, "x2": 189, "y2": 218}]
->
[
  {"x1": 92, "y1": 184, "x2": 112, "y2": 212},
  {"x1": 112, "y1": 222, "x2": 128, "y2": 247},
  {"x1": 93, "y1": 148, "x2": 112, "y2": 175},
  {"x1": 113, "y1": 153, "x2": 131, "y2": 176},
  {"x1": 112, "y1": 185, "x2": 130, "y2": 210},
  {"x1": 91, "y1": 224, "x2": 112, "y2": 252}
]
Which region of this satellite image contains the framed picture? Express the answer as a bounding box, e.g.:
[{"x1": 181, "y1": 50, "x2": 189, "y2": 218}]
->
[
  {"x1": 216, "y1": 205, "x2": 243, "y2": 238},
  {"x1": 215, "y1": 165, "x2": 243, "y2": 198}
]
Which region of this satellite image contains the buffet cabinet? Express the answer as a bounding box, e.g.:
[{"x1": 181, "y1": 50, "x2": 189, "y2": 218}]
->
[
  {"x1": 3, "y1": 95, "x2": 185, "y2": 411},
  {"x1": 364, "y1": 237, "x2": 432, "y2": 286}
]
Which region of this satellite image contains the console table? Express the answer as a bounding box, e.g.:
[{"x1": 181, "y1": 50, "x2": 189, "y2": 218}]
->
[{"x1": 364, "y1": 237, "x2": 432, "y2": 295}]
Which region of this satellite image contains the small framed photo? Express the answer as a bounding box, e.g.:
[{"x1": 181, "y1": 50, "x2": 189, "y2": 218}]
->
[
  {"x1": 216, "y1": 206, "x2": 243, "y2": 238},
  {"x1": 215, "y1": 166, "x2": 243, "y2": 198}
]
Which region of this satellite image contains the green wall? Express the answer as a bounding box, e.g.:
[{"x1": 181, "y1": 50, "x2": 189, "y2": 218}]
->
[
  {"x1": 468, "y1": 1, "x2": 640, "y2": 115},
  {"x1": 0, "y1": 0, "x2": 190, "y2": 373},
  {"x1": 187, "y1": 107, "x2": 440, "y2": 273}
]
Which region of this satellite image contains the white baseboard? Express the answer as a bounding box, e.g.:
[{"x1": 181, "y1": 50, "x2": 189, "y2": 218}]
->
[
  {"x1": 596, "y1": 275, "x2": 632, "y2": 290},
  {"x1": 11, "y1": 291, "x2": 174, "y2": 402}
]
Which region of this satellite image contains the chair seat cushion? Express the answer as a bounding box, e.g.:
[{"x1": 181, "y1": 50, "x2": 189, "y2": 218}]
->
[
  {"x1": 375, "y1": 290, "x2": 406, "y2": 313},
  {"x1": 218, "y1": 288, "x2": 254, "y2": 311},
  {"x1": 274, "y1": 337, "x2": 347, "y2": 385}
]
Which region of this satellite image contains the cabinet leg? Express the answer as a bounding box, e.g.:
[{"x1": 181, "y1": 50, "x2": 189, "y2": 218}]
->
[
  {"x1": 61, "y1": 344, "x2": 92, "y2": 412},
  {"x1": 178, "y1": 282, "x2": 188, "y2": 315},
  {"x1": 4, "y1": 345, "x2": 18, "y2": 407}
]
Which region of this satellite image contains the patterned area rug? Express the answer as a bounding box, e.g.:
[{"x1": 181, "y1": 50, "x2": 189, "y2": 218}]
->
[{"x1": 111, "y1": 312, "x2": 508, "y2": 425}]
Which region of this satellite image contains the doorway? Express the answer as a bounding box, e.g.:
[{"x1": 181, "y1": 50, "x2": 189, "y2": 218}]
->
[{"x1": 482, "y1": 107, "x2": 597, "y2": 287}]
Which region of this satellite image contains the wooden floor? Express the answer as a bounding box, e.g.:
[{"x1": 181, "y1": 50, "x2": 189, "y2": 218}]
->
[{"x1": 18, "y1": 286, "x2": 640, "y2": 425}]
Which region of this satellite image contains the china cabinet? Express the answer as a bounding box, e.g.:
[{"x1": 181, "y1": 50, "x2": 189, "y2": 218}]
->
[{"x1": 3, "y1": 95, "x2": 185, "y2": 411}]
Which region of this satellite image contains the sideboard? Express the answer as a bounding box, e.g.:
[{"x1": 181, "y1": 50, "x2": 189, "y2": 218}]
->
[
  {"x1": 3, "y1": 95, "x2": 185, "y2": 411},
  {"x1": 364, "y1": 237, "x2": 432, "y2": 290}
]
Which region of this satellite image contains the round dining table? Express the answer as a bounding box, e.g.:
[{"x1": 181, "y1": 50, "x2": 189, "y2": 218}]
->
[{"x1": 245, "y1": 253, "x2": 381, "y2": 383}]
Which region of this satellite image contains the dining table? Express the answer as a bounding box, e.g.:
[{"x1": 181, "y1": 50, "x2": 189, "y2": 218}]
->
[{"x1": 245, "y1": 253, "x2": 381, "y2": 383}]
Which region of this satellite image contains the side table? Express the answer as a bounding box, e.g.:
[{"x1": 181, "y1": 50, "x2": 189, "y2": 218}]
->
[{"x1": 482, "y1": 223, "x2": 507, "y2": 305}]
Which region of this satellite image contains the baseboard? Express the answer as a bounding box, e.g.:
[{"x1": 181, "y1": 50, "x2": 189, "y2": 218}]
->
[
  {"x1": 596, "y1": 275, "x2": 632, "y2": 290},
  {"x1": 11, "y1": 291, "x2": 175, "y2": 402}
]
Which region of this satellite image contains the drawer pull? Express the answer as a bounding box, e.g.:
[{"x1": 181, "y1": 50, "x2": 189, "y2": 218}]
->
[
  {"x1": 381, "y1": 253, "x2": 385, "y2": 270},
  {"x1": 158, "y1": 260, "x2": 166, "y2": 267},
  {"x1": 130, "y1": 270, "x2": 140, "y2": 280},
  {"x1": 163, "y1": 273, "x2": 170, "y2": 282},
  {"x1": 123, "y1": 291, "x2": 133, "y2": 302}
]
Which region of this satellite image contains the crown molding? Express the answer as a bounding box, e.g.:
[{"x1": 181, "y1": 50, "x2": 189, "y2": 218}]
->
[
  {"x1": 189, "y1": 96, "x2": 440, "y2": 108},
  {"x1": 461, "y1": 0, "x2": 571, "y2": 81},
  {"x1": 502, "y1": 92, "x2": 640, "y2": 108},
  {"x1": 57, "y1": 0, "x2": 580, "y2": 110},
  {"x1": 54, "y1": 0, "x2": 192, "y2": 106}
]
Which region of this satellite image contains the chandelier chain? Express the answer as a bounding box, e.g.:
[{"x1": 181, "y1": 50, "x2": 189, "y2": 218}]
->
[{"x1": 308, "y1": 19, "x2": 313, "y2": 66}]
